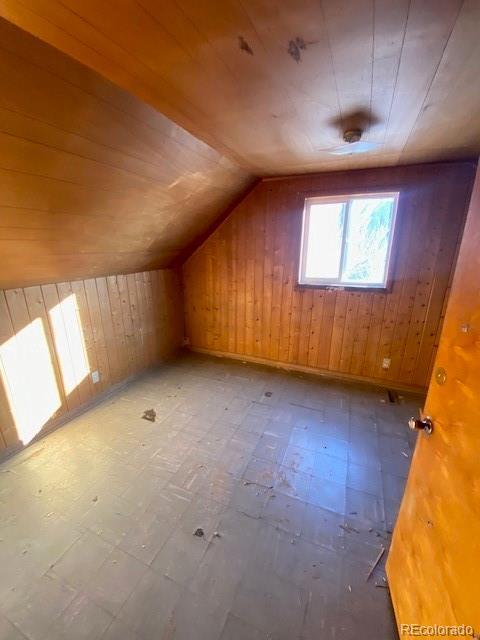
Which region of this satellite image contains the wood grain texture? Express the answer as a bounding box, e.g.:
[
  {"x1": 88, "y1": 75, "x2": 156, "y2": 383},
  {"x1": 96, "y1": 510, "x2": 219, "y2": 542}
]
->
[
  {"x1": 387, "y1": 165, "x2": 480, "y2": 636},
  {"x1": 0, "y1": 268, "x2": 183, "y2": 454},
  {"x1": 0, "y1": 17, "x2": 252, "y2": 289},
  {"x1": 1, "y1": 0, "x2": 479, "y2": 175},
  {"x1": 183, "y1": 162, "x2": 476, "y2": 390}
]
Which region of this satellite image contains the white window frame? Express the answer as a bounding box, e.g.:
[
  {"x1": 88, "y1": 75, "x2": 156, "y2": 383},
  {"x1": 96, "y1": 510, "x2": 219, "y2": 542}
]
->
[{"x1": 298, "y1": 191, "x2": 399, "y2": 289}]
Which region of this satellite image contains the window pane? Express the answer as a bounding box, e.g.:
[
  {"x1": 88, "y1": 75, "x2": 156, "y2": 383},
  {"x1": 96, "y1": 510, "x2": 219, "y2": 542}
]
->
[
  {"x1": 342, "y1": 197, "x2": 395, "y2": 284},
  {"x1": 305, "y1": 202, "x2": 345, "y2": 279}
]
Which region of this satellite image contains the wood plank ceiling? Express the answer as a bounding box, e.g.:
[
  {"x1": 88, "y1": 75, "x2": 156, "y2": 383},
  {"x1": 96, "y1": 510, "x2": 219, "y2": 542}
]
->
[
  {"x1": 0, "y1": 18, "x2": 251, "y2": 288},
  {"x1": 1, "y1": 0, "x2": 479, "y2": 176}
]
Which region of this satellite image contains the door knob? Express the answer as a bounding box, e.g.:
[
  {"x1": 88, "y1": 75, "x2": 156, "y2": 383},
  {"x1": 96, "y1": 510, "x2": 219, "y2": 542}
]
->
[{"x1": 408, "y1": 416, "x2": 433, "y2": 435}]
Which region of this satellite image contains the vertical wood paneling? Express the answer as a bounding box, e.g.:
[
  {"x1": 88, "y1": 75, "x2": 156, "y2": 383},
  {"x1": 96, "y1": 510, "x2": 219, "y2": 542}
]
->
[
  {"x1": 97, "y1": 277, "x2": 121, "y2": 383},
  {"x1": 23, "y1": 285, "x2": 69, "y2": 414},
  {"x1": 116, "y1": 274, "x2": 136, "y2": 374},
  {"x1": 0, "y1": 269, "x2": 182, "y2": 452},
  {"x1": 84, "y1": 278, "x2": 111, "y2": 392},
  {"x1": 56, "y1": 280, "x2": 92, "y2": 405},
  {"x1": 40, "y1": 282, "x2": 82, "y2": 412},
  {"x1": 183, "y1": 162, "x2": 476, "y2": 390},
  {"x1": 0, "y1": 292, "x2": 19, "y2": 448},
  {"x1": 70, "y1": 279, "x2": 101, "y2": 392}
]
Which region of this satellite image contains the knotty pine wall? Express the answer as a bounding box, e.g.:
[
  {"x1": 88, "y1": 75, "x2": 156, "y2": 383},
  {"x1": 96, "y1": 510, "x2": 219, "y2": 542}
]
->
[
  {"x1": 0, "y1": 269, "x2": 182, "y2": 454},
  {"x1": 183, "y1": 162, "x2": 476, "y2": 391}
]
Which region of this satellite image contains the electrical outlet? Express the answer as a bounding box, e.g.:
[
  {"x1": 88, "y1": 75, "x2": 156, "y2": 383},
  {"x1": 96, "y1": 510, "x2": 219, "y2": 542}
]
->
[
  {"x1": 91, "y1": 370, "x2": 100, "y2": 384},
  {"x1": 382, "y1": 358, "x2": 391, "y2": 370}
]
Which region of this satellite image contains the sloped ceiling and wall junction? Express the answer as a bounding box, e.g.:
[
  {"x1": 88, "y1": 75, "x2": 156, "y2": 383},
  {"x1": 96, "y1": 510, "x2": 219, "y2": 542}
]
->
[{"x1": 0, "y1": 1, "x2": 479, "y2": 449}]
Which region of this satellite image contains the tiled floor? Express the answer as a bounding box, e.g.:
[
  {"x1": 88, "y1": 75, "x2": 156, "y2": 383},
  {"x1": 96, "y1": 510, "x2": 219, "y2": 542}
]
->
[{"x1": 0, "y1": 353, "x2": 423, "y2": 640}]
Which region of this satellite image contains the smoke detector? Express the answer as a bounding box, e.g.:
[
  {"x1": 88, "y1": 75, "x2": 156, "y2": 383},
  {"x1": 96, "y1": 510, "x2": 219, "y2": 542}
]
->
[{"x1": 343, "y1": 129, "x2": 363, "y2": 144}]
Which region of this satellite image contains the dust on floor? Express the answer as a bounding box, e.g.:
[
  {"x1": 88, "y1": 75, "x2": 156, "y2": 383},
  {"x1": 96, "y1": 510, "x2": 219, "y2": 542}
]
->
[{"x1": 0, "y1": 353, "x2": 422, "y2": 639}]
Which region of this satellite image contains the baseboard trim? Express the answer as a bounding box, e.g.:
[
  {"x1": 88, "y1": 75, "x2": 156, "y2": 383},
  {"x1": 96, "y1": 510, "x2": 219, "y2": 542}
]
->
[{"x1": 188, "y1": 347, "x2": 427, "y2": 395}]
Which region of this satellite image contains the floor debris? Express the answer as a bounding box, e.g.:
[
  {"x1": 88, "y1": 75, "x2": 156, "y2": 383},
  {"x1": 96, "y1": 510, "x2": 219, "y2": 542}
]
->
[
  {"x1": 141, "y1": 408, "x2": 156, "y2": 422},
  {"x1": 289, "y1": 402, "x2": 324, "y2": 413},
  {"x1": 386, "y1": 390, "x2": 400, "y2": 405},
  {"x1": 243, "y1": 480, "x2": 274, "y2": 490},
  {"x1": 264, "y1": 391, "x2": 273, "y2": 397},
  {"x1": 366, "y1": 546, "x2": 385, "y2": 582},
  {"x1": 238, "y1": 35, "x2": 254, "y2": 56},
  {"x1": 287, "y1": 36, "x2": 307, "y2": 63},
  {"x1": 339, "y1": 523, "x2": 359, "y2": 534},
  {"x1": 0, "y1": 354, "x2": 416, "y2": 640}
]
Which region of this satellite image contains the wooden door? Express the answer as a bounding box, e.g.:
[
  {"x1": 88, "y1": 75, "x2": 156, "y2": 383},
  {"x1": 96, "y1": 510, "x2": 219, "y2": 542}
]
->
[{"x1": 386, "y1": 167, "x2": 480, "y2": 638}]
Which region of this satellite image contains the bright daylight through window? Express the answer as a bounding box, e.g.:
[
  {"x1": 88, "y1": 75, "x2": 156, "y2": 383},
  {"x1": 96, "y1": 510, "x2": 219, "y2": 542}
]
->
[{"x1": 299, "y1": 192, "x2": 399, "y2": 288}]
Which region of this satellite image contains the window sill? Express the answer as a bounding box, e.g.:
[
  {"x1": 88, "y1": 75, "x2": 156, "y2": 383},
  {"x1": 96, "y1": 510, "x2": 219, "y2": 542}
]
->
[{"x1": 295, "y1": 282, "x2": 390, "y2": 293}]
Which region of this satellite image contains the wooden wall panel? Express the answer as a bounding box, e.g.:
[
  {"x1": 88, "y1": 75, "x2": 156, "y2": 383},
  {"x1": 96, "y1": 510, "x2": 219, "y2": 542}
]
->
[
  {"x1": 0, "y1": 17, "x2": 251, "y2": 289},
  {"x1": 183, "y1": 162, "x2": 476, "y2": 390},
  {"x1": 0, "y1": 268, "x2": 183, "y2": 455}
]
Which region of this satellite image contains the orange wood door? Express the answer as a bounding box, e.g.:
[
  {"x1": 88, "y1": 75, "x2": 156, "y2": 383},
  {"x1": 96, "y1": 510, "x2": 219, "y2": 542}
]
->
[{"x1": 386, "y1": 167, "x2": 480, "y2": 638}]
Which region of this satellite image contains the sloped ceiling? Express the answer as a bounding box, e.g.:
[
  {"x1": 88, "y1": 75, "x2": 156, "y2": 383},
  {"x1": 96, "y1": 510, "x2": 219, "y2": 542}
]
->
[
  {"x1": 1, "y1": 0, "x2": 479, "y2": 176},
  {"x1": 1, "y1": 1, "x2": 479, "y2": 287},
  {"x1": 0, "y1": 18, "x2": 252, "y2": 288}
]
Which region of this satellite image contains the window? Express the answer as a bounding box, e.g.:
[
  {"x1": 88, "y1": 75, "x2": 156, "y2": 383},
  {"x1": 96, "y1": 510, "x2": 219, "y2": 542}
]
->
[{"x1": 299, "y1": 192, "x2": 399, "y2": 289}]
